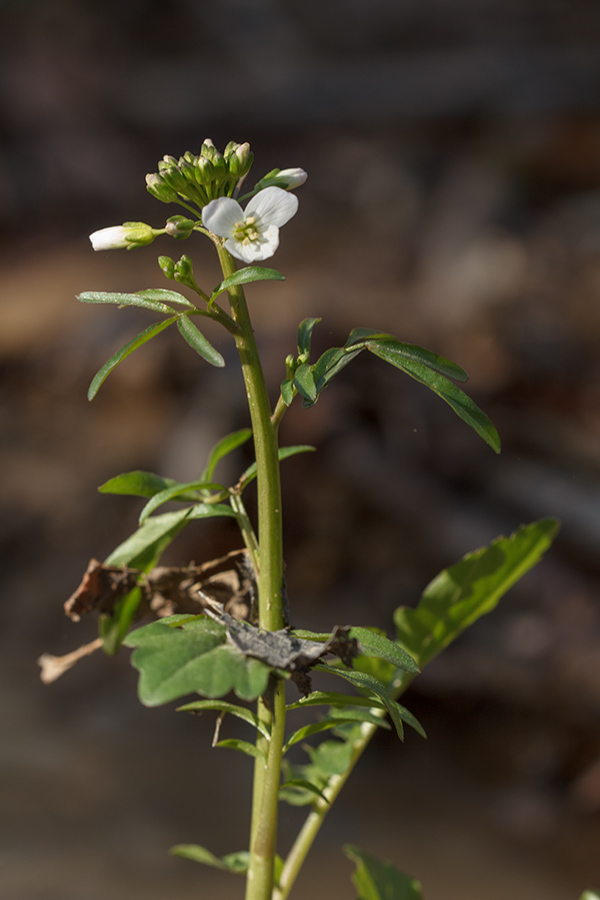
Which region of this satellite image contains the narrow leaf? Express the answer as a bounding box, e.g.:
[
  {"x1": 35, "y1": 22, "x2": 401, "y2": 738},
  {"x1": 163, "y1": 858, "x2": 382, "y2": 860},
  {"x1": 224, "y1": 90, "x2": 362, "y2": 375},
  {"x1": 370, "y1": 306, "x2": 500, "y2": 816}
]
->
[
  {"x1": 350, "y1": 627, "x2": 419, "y2": 674},
  {"x1": 344, "y1": 327, "x2": 395, "y2": 347},
  {"x1": 287, "y1": 691, "x2": 387, "y2": 711},
  {"x1": 294, "y1": 363, "x2": 317, "y2": 402},
  {"x1": 215, "y1": 738, "x2": 267, "y2": 764},
  {"x1": 365, "y1": 339, "x2": 468, "y2": 382},
  {"x1": 210, "y1": 266, "x2": 285, "y2": 302},
  {"x1": 78, "y1": 291, "x2": 177, "y2": 315},
  {"x1": 136, "y1": 288, "x2": 194, "y2": 308},
  {"x1": 202, "y1": 428, "x2": 253, "y2": 482},
  {"x1": 279, "y1": 779, "x2": 330, "y2": 804},
  {"x1": 177, "y1": 699, "x2": 271, "y2": 740},
  {"x1": 395, "y1": 518, "x2": 559, "y2": 669},
  {"x1": 138, "y1": 481, "x2": 227, "y2": 524},
  {"x1": 88, "y1": 317, "x2": 178, "y2": 400},
  {"x1": 240, "y1": 445, "x2": 315, "y2": 487},
  {"x1": 310, "y1": 346, "x2": 363, "y2": 402},
  {"x1": 280, "y1": 377, "x2": 295, "y2": 406},
  {"x1": 297, "y1": 317, "x2": 322, "y2": 357},
  {"x1": 283, "y1": 714, "x2": 388, "y2": 754},
  {"x1": 367, "y1": 344, "x2": 499, "y2": 452},
  {"x1": 177, "y1": 316, "x2": 225, "y2": 367},
  {"x1": 344, "y1": 844, "x2": 424, "y2": 900},
  {"x1": 170, "y1": 845, "x2": 250, "y2": 875},
  {"x1": 98, "y1": 470, "x2": 179, "y2": 498},
  {"x1": 105, "y1": 508, "x2": 191, "y2": 568}
]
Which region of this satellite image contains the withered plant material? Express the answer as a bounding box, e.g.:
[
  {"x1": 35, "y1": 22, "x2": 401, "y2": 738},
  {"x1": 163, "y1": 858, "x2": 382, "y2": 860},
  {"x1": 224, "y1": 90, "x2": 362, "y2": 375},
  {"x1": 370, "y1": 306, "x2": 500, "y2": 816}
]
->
[
  {"x1": 64, "y1": 549, "x2": 256, "y2": 623},
  {"x1": 38, "y1": 637, "x2": 104, "y2": 684},
  {"x1": 204, "y1": 600, "x2": 358, "y2": 695}
]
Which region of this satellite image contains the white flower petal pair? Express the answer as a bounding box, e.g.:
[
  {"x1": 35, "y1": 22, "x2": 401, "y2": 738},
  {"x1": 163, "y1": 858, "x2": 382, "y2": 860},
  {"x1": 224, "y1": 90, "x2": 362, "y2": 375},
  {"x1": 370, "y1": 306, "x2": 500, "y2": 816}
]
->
[{"x1": 202, "y1": 186, "x2": 299, "y2": 263}]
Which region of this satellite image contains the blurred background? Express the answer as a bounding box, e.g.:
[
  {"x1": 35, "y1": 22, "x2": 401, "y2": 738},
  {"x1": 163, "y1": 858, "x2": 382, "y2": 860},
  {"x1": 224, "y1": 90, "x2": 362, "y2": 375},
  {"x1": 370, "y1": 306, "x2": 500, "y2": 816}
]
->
[{"x1": 2, "y1": 0, "x2": 600, "y2": 897}]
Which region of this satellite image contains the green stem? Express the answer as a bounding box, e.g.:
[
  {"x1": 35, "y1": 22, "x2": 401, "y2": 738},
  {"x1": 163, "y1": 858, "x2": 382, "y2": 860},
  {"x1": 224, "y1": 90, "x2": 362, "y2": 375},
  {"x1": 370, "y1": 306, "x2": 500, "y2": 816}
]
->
[
  {"x1": 275, "y1": 674, "x2": 415, "y2": 900},
  {"x1": 215, "y1": 244, "x2": 286, "y2": 900}
]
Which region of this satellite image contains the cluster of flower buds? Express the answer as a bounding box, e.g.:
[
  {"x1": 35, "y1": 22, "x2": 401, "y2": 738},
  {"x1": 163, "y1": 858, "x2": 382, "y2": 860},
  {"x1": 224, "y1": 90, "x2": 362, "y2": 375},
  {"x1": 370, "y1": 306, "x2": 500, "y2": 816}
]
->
[{"x1": 146, "y1": 139, "x2": 254, "y2": 210}]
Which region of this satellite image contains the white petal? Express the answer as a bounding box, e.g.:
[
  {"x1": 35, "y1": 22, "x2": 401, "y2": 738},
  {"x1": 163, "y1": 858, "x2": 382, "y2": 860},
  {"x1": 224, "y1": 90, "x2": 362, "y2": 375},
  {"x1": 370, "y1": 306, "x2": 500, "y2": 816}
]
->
[
  {"x1": 89, "y1": 225, "x2": 128, "y2": 251},
  {"x1": 277, "y1": 168, "x2": 308, "y2": 188},
  {"x1": 202, "y1": 197, "x2": 244, "y2": 237},
  {"x1": 225, "y1": 226, "x2": 280, "y2": 263},
  {"x1": 246, "y1": 187, "x2": 298, "y2": 228}
]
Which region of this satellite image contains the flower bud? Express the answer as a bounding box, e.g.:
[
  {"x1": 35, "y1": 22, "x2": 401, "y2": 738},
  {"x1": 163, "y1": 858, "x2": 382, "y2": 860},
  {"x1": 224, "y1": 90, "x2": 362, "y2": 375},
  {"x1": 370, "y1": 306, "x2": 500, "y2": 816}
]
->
[
  {"x1": 89, "y1": 222, "x2": 156, "y2": 251},
  {"x1": 158, "y1": 255, "x2": 176, "y2": 279},
  {"x1": 276, "y1": 168, "x2": 308, "y2": 189},
  {"x1": 165, "y1": 216, "x2": 195, "y2": 238},
  {"x1": 146, "y1": 173, "x2": 178, "y2": 203},
  {"x1": 174, "y1": 254, "x2": 194, "y2": 284}
]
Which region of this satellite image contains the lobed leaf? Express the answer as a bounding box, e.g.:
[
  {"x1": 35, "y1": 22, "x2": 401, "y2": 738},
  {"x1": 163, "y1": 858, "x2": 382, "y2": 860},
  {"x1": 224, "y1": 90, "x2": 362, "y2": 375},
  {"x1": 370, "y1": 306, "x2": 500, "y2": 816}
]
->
[
  {"x1": 123, "y1": 615, "x2": 272, "y2": 705},
  {"x1": 367, "y1": 344, "x2": 500, "y2": 452},
  {"x1": 394, "y1": 518, "x2": 560, "y2": 669},
  {"x1": 201, "y1": 428, "x2": 253, "y2": 482},
  {"x1": 209, "y1": 266, "x2": 285, "y2": 303},
  {"x1": 344, "y1": 844, "x2": 424, "y2": 900},
  {"x1": 87, "y1": 316, "x2": 178, "y2": 400},
  {"x1": 177, "y1": 315, "x2": 225, "y2": 367}
]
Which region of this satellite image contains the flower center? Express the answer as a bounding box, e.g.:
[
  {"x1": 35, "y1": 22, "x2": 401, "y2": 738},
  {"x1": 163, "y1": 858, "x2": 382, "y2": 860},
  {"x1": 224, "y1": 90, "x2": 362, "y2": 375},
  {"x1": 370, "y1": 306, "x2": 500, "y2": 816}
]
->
[{"x1": 232, "y1": 215, "x2": 261, "y2": 245}]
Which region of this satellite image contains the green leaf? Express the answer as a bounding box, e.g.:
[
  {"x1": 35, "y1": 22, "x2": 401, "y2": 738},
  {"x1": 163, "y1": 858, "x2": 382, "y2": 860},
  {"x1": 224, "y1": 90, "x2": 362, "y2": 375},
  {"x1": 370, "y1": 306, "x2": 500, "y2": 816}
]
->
[
  {"x1": 318, "y1": 665, "x2": 426, "y2": 740},
  {"x1": 88, "y1": 317, "x2": 178, "y2": 400},
  {"x1": 240, "y1": 445, "x2": 315, "y2": 487},
  {"x1": 350, "y1": 627, "x2": 419, "y2": 674},
  {"x1": 579, "y1": 893, "x2": 600, "y2": 900},
  {"x1": 279, "y1": 779, "x2": 330, "y2": 805},
  {"x1": 99, "y1": 586, "x2": 143, "y2": 655},
  {"x1": 209, "y1": 266, "x2": 285, "y2": 303},
  {"x1": 287, "y1": 691, "x2": 387, "y2": 712},
  {"x1": 98, "y1": 470, "x2": 179, "y2": 498},
  {"x1": 394, "y1": 518, "x2": 560, "y2": 669},
  {"x1": 201, "y1": 428, "x2": 253, "y2": 482},
  {"x1": 310, "y1": 346, "x2": 363, "y2": 402},
  {"x1": 215, "y1": 738, "x2": 267, "y2": 764},
  {"x1": 123, "y1": 615, "x2": 272, "y2": 705},
  {"x1": 78, "y1": 291, "x2": 182, "y2": 315},
  {"x1": 365, "y1": 339, "x2": 468, "y2": 382},
  {"x1": 297, "y1": 317, "x2": 322, "y2": 357},
  {"x1": 177, "y1": 699, "x2": 271, "y2": 740},
  {"x1": 344, "y1": 328, "x2": 395, "y2": 347},
  {"x1": 136, "y1": 288, "x2": 195, "y2": 308},
  {"x1": 283, "y1": 713, "x2": 389, "y2": 754},
  {"x1": 294, "y1": 363, "x2": 317, "y2": 402},
  {"x1": 170, "y1": 844, "x2": 250, "y2": 875},
  {"x1": 367, "y1": 343, "x2": 500, "y2": 453},
  {"x1": 138, "y1": 481, "x2": 227, "y2": 524},
  {"x1": 280, "y1": 377, "x2": 295, "y2": 406},
  {"x1": 105, "y1": 508, "x2": 192, "y2": 568},
  {"x1": 177, "y1": 315, "x2": 225, "y2": 367},
  {"x1": 307, "y1": 738, "x2": 354, "y2": 775},
  {"x1": 344, "y1": 844, "x2": 424, "y2": 900}
]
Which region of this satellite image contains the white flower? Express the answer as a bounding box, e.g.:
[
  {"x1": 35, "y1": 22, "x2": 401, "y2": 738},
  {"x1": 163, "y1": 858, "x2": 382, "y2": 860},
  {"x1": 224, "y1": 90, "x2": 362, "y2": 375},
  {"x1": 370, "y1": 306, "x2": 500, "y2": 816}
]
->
[
  {"x1": 201, "y1": 186, "x2": 299, "y2": 263},
  {"x1": 89, "y1": 222, "x2": 156, "y2": 251}
]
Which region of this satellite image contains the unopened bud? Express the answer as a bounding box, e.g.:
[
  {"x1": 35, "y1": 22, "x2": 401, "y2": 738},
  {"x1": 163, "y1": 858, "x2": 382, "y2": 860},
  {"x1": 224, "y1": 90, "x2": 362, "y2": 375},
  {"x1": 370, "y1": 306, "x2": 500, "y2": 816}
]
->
[
  {"x1": 174, "y1": 254, "x2": 194, "y2": 283},
  {"x1": 89, "y1": 222, "x2": 156, "y2": 252},
  {"x1": 146, "y1": 173, "x2": 178, "y2": 203},
  {"x1": 165, "y1": 216, "x2": 194, "y2": 239},
  {"x1": 158, "y1": 255, "x2": 176, "y2": 279},
  {"x1": 276, "y1": 168, "x2": 308, "y2": 189}
]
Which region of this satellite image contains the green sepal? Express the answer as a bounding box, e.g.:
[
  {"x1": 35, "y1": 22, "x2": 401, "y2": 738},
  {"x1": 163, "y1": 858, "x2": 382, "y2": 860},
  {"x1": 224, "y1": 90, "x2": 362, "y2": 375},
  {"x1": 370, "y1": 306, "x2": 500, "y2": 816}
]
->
[
  {"x1": 297, "y1": 317, "x2": 322, "y2": 357},
  {"x1": 394, "y1": 518, "x2": 560, "y2": 669},
  {"x1": 201, "y1": 428, "x2": 253, "y2": 482},
  {"x1": 177, "y1": 699, "x2": 271, "y2": 740},
  {"x1": 177, "y1": 315, "x2": 225, "y2": 367},
  {"x1": 209, "y1": 266, "x2": 285, "y2": 304},
  {"x1": 138, "y1": 482, "x2": 227, "y2": 524},
  {"x1": 123, "y1": 615, "x2": 272, "y2": 705},
  {"x1": 88, "y1": 316, "x2": 178, "y2": 400},
  {"x1": 344, "y1": 844, "x2": 424, "y2": 900},
  {"x1": 367, "y1": 342, "x2": 499, "y2": 453}
]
